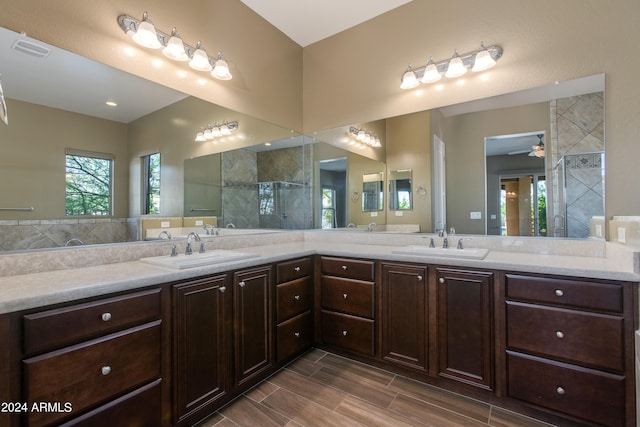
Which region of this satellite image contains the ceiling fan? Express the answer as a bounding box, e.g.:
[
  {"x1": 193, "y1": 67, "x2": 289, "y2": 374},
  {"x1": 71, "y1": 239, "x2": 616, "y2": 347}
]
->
[{"x1": 528, "y1": 134, "x2": 545, "y2": 157}]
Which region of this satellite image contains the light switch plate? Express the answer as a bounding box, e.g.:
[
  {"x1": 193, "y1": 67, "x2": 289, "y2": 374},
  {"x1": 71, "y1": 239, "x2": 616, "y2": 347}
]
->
[
  {"x1": 195, "y1": 220, "x2": 203, "y2": 226},
  {"x1": 470, "y1": 211, "x2": 482, "y2": 220},
  {"x1": 161, "y1": 221, "x2": 170, "y2": 228},
  {"x1": 395, "y1": 211, "x2": 403, "y2": 216},
  {"x1": 618, "y1": 227, "x2": 626, "y2": 243}
]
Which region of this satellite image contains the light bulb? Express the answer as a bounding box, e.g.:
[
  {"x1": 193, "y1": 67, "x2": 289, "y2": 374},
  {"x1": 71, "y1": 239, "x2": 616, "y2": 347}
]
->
[
  {"x1": 162, "y1": 28, "x2": 189, "y2": 61},
  {"x1": 131, "y1": 12, "x2": 162, "y2": 49},
  {"x1": 421, "y1": 57, "x2": 442, "y2": 83},
  {"x1": 445, "y1": 50, "x2": 467, "y2": 78},
  {"x1": 472, "y1": 43, "x2": 496, "y2": 72},
  {"x1": 189, "y1": 42, "x2": 212, "y2": 72},
  {"x1": 400, "y1": 65, "x2": 419, "y2": 89},
  {"x1": 211, "y1": 54, "x2": 232, "y2": 80}
]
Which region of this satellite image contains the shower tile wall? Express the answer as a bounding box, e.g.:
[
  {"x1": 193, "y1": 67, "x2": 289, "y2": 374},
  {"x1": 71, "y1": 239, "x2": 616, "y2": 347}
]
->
[
  {"x1": 550, "y1": 92, "x2": 604, "y2": 238},
  {"x1": 221, "y1": 149, "x2": 260, "y2": 228}
]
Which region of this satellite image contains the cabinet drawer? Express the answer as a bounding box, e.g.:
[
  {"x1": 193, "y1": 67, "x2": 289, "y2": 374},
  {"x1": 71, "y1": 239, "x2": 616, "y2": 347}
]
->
[
  {"x1": 506, "y1": 274, "x2": 623, "y2": 313},
  {"x1": 321, "y1": 276, "x2": 374, "y2": 318},
  {"x1": 321, "y1": 310, "x2": 374, "y2": 356},
  {"x1": 23, "y1": 321, "x2": 161, "y2": 427},
  {"x1": 277, "y1": 257, "x2": 312, "y2": 283},
  {"x1": 321, "y1": 257, "x2": 374, "y2": 281},
  {"x1": 506, "y1": 301, "x2": 624, "y2": 372},
  {"x1": 23, "y1": 288, "x2": 161, "y2": 355},
  {"x1": 277, "y1": 277, "x2": 312, "y2": 322},
  {"x1": 507, "y1": 351, "x2": 625, "y2": 427},
  {"x1": 59, "y1": 379, "x2": 162, "y2": 427},
  {"x1": 277, "y1": 311, "x2": 313, "y2": 362}
]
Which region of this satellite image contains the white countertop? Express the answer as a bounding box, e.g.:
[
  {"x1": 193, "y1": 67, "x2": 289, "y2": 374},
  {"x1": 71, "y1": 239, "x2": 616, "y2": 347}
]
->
[{"x1": 1, "y1": 234, "x2": 638, "y2": 315}]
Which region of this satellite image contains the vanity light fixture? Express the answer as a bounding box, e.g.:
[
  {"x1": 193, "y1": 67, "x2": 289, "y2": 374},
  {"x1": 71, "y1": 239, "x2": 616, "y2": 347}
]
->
[
  {"x1": 118, "y1": 12, "x2": 233, "y2": 81},
  {"x1": 400, "y1": 42, "x2": 502, "y2": 89},
  {"x1": 195, "y1": 121, "x2": 239, "y2": 142},
  {"x1": 348, "y1": 126, "x2": 381, "y2": 148}
]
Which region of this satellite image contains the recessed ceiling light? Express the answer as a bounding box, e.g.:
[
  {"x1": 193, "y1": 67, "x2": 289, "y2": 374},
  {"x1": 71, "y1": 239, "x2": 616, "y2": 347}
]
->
[{"x1": 105, "y1": 101, "x2": 118, "y2": 107}]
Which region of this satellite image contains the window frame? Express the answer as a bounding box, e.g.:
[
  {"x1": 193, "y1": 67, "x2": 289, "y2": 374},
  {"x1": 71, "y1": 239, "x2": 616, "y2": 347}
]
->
[{"x1": 65, "y1": 148, "x2": 114, "y2": 217}]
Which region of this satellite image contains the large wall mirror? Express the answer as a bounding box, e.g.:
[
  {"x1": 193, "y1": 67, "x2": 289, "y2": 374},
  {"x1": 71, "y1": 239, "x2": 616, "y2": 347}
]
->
[{"x1": 388, "y1": 169, "x2": 412, "y2": 211}]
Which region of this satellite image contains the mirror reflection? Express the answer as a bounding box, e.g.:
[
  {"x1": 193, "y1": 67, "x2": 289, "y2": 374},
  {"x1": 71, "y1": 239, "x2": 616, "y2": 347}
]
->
[
  {"x1": 362, "y1": 172, "x2": 384, "y2": 212},
  {"x1": 388, "y1": 169, "x2": 412, "y2": 211}
]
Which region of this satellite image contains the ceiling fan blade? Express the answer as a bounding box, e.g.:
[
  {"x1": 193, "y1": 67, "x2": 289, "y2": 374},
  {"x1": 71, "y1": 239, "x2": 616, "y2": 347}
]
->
[{"x1": 507, "y1": 149, "x2": 531, "y2": 155}]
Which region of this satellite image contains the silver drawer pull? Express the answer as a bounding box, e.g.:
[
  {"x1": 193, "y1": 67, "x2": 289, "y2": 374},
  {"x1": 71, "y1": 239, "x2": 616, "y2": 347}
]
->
[
  {"x1": 438, "y1": 277, "x2": 445, "y2": 284},
  {"x1": 239, "y1": 281, "x2": 246, "y2": 287},
  {"x1": 101, "y1": 366, "x2": 111, "y2": 376},
  {"x1": 294, "y1": 295, "x2": 301, "y2": 301},
  {"x1": 342, "y1": 330, "x2": 348, "y2": 336},
  {"x1": 294, "y1": 266, "x2": 301, "y2": 272},
  {"x1": 101, "y1": 312, "x2": 112, "y2": 322},
  {"x1": 555, "y1": 289, "x2": 564, "y2": 297},
  {"x1": 556, "y1": 386, "x2": 565, "y2": 395},
  {"x1": 417, "y1": 275, "x2": 423, "y2": 281},
  {"x1": 219, "y1": 286, "x2": 226, "y2": 293},
  {"x1": 341, "y1": 265, "x2": 348, "y2": 270},
  {"x1": 343, "y1": 293, "x2": 348, "y2": 299},
  {"x1": 294, "y1": 332, "x2": 301, "y2": 338},
  {"x1": 556, "y1": 331, "x2": 565, "y2": 339}
]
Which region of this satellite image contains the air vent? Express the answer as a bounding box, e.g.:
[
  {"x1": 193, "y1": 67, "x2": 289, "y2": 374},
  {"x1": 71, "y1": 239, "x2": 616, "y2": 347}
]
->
[{"x1": 11, "y1": 39, "x2": 51, "y2": 59}]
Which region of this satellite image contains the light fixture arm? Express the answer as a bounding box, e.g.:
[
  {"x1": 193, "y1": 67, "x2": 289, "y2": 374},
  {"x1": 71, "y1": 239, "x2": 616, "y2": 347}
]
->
[{"x1": 401, "y1": 44, "x2": 503, "y2": 83}]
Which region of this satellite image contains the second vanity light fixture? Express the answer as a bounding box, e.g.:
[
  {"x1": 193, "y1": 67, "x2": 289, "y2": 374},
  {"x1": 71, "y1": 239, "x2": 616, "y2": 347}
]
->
[
  {"x1": 195, "y1": 121, "x2": 239, "y2": 142},
  {"x1": 400, "y1": 42, "x2": 502, "y2": 89},
  {"x1": 348, "y1": 126, "x2": 382, "y2": 148},
  {"x1": 118, "y1": 12, "x2": 232, "y2": 80}
]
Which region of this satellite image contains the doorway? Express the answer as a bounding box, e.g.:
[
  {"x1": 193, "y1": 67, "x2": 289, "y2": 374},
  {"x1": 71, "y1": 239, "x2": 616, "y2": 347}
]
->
[
  {"x1": 500, "y1": 174, "x2": 546, "y2": 236},
  {"x1": 318, "y1": 158, "x2": 347, "y2": 229}
]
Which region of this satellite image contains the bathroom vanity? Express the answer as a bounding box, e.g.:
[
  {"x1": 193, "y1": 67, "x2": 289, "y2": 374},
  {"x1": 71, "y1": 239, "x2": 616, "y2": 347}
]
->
[{"x1": 0, "y1": 232, "x2": 637, "y2": 426}]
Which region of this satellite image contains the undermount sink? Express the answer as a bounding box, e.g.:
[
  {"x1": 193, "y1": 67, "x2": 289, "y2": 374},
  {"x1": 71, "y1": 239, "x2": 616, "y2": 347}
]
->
[
  {"x1": 392, "y1": 245, "x2": 489, "y2": 260},
  {"x1": 140, "y1": 250, "x2": 260, "y2": 269}
]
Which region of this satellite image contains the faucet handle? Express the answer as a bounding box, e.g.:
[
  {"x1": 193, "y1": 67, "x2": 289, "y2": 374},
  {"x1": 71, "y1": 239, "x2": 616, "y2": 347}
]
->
[
  {"x1": 185, "y1": 242, "x2": 193, "y2": 255},
  {"x1": 199, "y1": 242, "x2": 206, "y2": 253},
  {"x1": 171, "y1": 244, "x2": 178, "y2": 257},
  {"x1": 429, "y1": 238, "x2": 435, "y2": 248},
  {"x1": 457, "y1": 238, "x2": 463, "y2": 250},
  {"x1": 442, "y1": 237, "x2": 449, "y2": 249}
]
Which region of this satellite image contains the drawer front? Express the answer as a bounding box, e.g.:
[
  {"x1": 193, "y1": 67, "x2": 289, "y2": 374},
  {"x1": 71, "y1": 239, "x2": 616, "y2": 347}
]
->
[
  {"x1": 507, "y1": 351, "x2": 625, "y2": 427},
  {"x1": 277, "y1": 311, "x2": 313, "y2": 362},
  {"x1": 277, "y1": 277, "x2": 312, "y2": 322},
  {"x1": 24, "y1": 288, "x2": 161, "y2": 355},
  {"x1": 506, "y1": 301, "x2": 624, "y2": 372},
  {"x1": 277, "y1": 257, "x2": 312, "y2": 284},
  {"x1": 23, "y1": 321, "x2": 161, "y2": 427},
  {"x1": 321, "y1": 256, "x2": 375, "y2": 282},
  {"x1": 59, "y1": 379, "x2": 162, "y2": 427},
  {"x1": 321, "y1": 276, "x2": 374, "y2": 318},
  {"x1": 321, "y1": 310, "x2": 374, "y2": 356},
  {"x1": 506, "y1": 274, "x2": 623, "y2": 313}
]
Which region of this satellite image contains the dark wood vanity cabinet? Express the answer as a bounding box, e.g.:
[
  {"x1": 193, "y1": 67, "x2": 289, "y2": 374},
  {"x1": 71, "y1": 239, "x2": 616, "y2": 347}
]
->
[
  {"x1": 319, "y1": 256, "x2": 376, "y2": 357},
  {"x1": 504, "y1": 273, "x2": 635, "y2": 427},
  {"x1": 21, "y1": 288, "x2": 165, "y2": 427},
  {"x1": 233, "y1": 266, "x2": 274, "y2": 388},
  {"x1": 172, "y1": 275, "x2": 231, "y2": 427},
  {"x1": 436, "y1": 268, "x2": 494, "y2": 391},
  {"x1": 380, "y1": 262, "x2": 429, "y2": 372},
  {"x1": 275, "y1": 257, "x2": 313, "y2": 363}
]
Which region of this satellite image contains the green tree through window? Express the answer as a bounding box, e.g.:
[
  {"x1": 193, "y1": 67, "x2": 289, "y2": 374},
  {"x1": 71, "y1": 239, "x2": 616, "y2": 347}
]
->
[
  {"x1": 65, "y1": 151, "x2": 113, "y2": 216},
  {"x1": 143, "y1": 152, "x2": 161, "y2": 214}
]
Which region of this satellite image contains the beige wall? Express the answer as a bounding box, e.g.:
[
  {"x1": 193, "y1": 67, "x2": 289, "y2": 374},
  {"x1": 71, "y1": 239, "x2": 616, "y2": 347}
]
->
[
  {"x1": 444, "y1": 102, "x2": 550, "y2": 234},
  {"x1": 386, "y1": 111, "x2": 432, "y2": 232},
  {"x1": 0, "y1": 99, "x2": 128, "y2": 219}
]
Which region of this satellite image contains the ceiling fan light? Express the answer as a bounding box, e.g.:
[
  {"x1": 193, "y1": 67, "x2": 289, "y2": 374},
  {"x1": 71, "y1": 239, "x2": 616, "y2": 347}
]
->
[
  {"x1": 445, "y1": 50, "x2": 467, "y2": 78},
  {"x1": 162, "y1": 28, "x2": 189, "y2": 61},
  {"x1": 421, "y1": 57, "x2": 442, "y2": 83},
  {"x1": 400, "y1": 65, "x2": 419, "y2": 89},
  {"x1": 472, "y1": 43, "x2": 496, "y2": 72},
  {"x1": 189, "y1": 42, "x2": 212, "y2": 71},
  {"x1": 131, "y1": 12, "x2": 162, "y2": 49}
]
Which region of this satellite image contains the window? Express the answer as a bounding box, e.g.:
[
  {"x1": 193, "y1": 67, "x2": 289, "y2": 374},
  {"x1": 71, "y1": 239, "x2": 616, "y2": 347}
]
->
[
  {"x1": 142, "y1": 152, "x2": 161, "y2": 214},
  {"x1": 65, "y1": 149, "x2": 113, "y2": 216},
  {"x1": 321, "y1": 187, "x2": 336, "y2": 229}
]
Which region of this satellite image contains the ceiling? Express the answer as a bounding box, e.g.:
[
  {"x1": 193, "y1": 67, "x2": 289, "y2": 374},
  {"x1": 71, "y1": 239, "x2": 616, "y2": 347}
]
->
[{"x1": 238, "y1": 0, "x2": 414, "y2": 47}]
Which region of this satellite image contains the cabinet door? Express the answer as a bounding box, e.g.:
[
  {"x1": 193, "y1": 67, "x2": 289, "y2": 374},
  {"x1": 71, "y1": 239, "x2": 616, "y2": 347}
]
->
[
  {"x1": 173, "y1": 275, "x2": 231, "y2": 425},
  {"x1": 436, "y1": 268, "x2": 493, "y2": 390},
  {"x1": 381, "y1": 263, "x2": 428, "y2": 372},
  {"x1": 234, "y1": 266, "x2": 273, "y2": 387}
]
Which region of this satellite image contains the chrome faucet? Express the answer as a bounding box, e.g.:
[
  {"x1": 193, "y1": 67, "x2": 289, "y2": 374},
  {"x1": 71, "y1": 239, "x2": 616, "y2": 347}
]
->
[
  {"x1": 442, "y1": 237, "x2": 449, "y2": 249},
  {"x1": 366, "y1": 222, "x2": 376, "y2": 232},
  {"x1": 347, "y1": 223, "x2": 356, "y2": 228},
  {"x1": 457, "y1": 238, "x2": 464, "y2": 250},
  {"x1": 185, "y1": 232, "x2": 201, "y2": 255},
  {"x1": 203, "y1": 224, "x2": 214, "y2": 235},
  {"x1": 226, "y1": 223, "x2": 235, "y2": 229},
  {"x1": 158, "y1": 230, "x2": 172, "y2": 240}
]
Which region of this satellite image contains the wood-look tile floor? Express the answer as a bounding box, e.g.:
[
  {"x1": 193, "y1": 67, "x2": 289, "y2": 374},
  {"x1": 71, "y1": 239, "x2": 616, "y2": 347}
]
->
[{"x1": 197, "y1": 349, "x2": 556, "y2": 427}]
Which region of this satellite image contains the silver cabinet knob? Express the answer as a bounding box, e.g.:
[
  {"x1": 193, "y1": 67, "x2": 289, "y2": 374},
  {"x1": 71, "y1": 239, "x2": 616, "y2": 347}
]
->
[
  {"x1": 239, "y1": 281, "x2": 246, "y2": 287},
  {"x1": 555, "y1": 289, "x2": 564, "y2": 297},
  {"x1": 438, "y1": 277, "x2": 445, "y2": 284},
  {"x1": 342, "y1": 330, "x2": 348, "y2": 336},
  {"x1": 294, "y1": 332, "x2": 301, "y2": 338},
  {"x1": 556, "y1": 386, "x2": 565, "y2": 395},
  {"x1": 294, "y1": 295, "x2": 301, "y2": 301},
  {"x1": 341, "y1": 265, "x2": 348, "y2": 270},
  {"x1": 343, "y1": 293, "x2": 348, "y2": 299},
  {"x1": 417, "y1": 275, "x2": 423, "y2": 281},
  {"x1": 101, "y1": 366, "x2": 111, "y2": 376},
  {"x1": 219, "y1": 286, "x2": 226, "y2": 293},
  {"x1": 294, "y1": 266, "x2": 301, "y2": 272},
  {"x1": 556, "y1": 331, "x2": 565, "y2": 339},
  {"x1": 101, "y1": 312, "x2": 112, "y2": 322}
]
